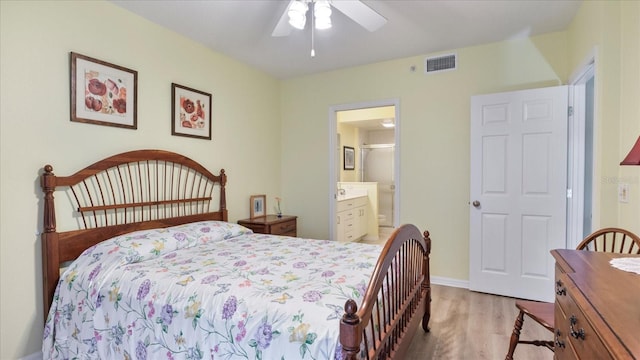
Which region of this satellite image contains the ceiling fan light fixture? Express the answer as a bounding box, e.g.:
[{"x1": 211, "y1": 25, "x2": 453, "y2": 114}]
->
[
  {"x1": 288, "y1": 0, "x2": 308, "y2": 30},
  {"x1": 314, "y1": 1, "x2": 332, "y2": 30},
  {"x1": 289, "y1": 14, "x2": 306, "y2": 30},
  {"x1": 315, "y1": 17, "x2": 332, "y2": 30}
]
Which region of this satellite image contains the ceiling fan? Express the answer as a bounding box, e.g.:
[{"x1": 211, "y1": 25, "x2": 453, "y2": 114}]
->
[{"x1": 271, "y1": 0, "x2": 387, "y2": 37}]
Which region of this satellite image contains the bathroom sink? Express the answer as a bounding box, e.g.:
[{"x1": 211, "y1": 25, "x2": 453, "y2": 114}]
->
[{"x1": 336, "y1": 188, "x2": 368, "y2": 201}]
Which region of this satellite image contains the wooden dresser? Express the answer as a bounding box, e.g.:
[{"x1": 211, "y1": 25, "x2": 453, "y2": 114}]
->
[
  {"x1": 237, "y1": 215, "x2": 297, "y2": 237},
  {"x1": 551, "y1": 249, "x2": 640, "y2": 359}
]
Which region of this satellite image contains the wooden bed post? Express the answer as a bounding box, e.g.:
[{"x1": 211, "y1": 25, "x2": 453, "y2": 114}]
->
[
  {"x1": 41, "y1": 165, "x2": 59, "y2": 320},
  {"x1": 219, "y1": 169, "x2": 228, "y2": 222},
  {"x1": 422, "y1": 230, "x2": 432, "y2": 332},
  {"x1": 340, "y1": 299, "x2": 362, "y2": 359},
  {"x1": 42, "y1": 165, "x2": 56, "y2": 233}
]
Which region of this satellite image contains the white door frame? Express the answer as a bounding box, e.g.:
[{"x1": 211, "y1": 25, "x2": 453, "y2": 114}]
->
[
  {"x1": 328, "y1": 98, "x2": 401, "y2": 240},
  {"x1": 567, "y1": 50, "x2": 597, "y2": 249}
]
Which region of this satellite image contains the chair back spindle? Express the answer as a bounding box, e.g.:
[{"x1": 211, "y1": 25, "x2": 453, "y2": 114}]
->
[{"x1": 576, "y1": 227, "x2": 640, "y2": 254}]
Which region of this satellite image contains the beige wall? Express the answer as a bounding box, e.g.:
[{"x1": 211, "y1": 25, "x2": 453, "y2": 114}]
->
[
  {"x1": 281, "y1": 1, "x2": 638, "y2": 287},
  {"x1": 566, "y1": 1, "x2": 640, "y2": 234},
  {"x1": 0, "y1": 1, "x2": 281, "y2": 358},
  {"x1": 2, "y1": 0, "x2": 639, "y2": 358},
  {"x1": 618, "y1": 1, "x2": 640, "y2": 232},
  {"x1": 281, "y1": 32, "x2": 568, "y2": 284}
]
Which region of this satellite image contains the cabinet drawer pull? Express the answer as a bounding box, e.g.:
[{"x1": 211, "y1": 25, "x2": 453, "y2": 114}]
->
[
  {"x1": 554, "y1": 329, "x2": 566, "y2": 348},
  {"x1": 555, "y1": 280, "x2": 566, "y2": 296},
  {"x1": 569, "y1": 315, "x2": 586, "y2": 340}
]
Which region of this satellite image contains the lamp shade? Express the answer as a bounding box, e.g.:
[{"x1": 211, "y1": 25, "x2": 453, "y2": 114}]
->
[{"x1": 620, "y1": 135, "x2": 640, "y2": 165}]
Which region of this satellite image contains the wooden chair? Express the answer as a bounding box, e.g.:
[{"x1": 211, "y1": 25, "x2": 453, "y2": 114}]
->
[{"x1": 504, "y1": 227, "x2": 640, "y2": 359}]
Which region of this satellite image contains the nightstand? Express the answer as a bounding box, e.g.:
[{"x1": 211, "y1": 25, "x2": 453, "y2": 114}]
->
[{"x1": 237, "y1": 215, "x2": 297, "y2": 237}]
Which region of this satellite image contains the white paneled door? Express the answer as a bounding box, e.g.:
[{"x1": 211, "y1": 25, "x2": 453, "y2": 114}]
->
[{"x1": 470, "y1": 86, "x2": 568, "y2": 302}]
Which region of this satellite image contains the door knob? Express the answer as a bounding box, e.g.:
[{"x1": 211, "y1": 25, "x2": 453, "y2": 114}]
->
[{"x1": 472, "y1": 200, "x2": 481, "y2": 208}]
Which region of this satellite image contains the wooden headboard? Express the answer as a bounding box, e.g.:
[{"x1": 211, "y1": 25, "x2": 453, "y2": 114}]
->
[{"x1": 41, "y1": 149, "x2": 227, "y2": 318}]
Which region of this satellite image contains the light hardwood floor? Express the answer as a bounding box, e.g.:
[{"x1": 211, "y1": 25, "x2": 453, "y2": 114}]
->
[{"x1": 403, "y1": 284, "x2": 555, "y2": 360}]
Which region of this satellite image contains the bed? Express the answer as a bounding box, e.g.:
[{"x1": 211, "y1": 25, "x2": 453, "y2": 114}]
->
[{"x1": 40, "y1": 149, "x2": 431, "y2": 359}]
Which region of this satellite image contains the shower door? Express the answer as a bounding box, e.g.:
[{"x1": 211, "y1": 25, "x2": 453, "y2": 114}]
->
[{"x1": 361, "y1": 144, "x2": 394, "y2": 227}]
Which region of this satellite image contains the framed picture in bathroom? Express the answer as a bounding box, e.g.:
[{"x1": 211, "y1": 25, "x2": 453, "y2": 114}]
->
[{"x1": 343, "y1": 146, "x2": 355, "y2": 170}]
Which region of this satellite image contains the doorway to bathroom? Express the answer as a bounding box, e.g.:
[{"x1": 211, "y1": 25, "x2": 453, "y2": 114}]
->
[
  {"x1": 360, "y1": 144, "x2": 394, "y2": 228},
  {"x1": 328, "y1": 99, "x2": 400, "y2": 243}
]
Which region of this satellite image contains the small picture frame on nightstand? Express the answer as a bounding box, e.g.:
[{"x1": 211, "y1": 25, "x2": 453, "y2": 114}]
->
[{"x1": 250, "y1": 194, "x2": 266, "y2": 218}]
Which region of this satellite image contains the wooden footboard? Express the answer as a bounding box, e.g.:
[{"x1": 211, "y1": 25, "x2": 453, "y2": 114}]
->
[{"x1": 340, "y1": 225, "x2": 431, "y2": 359}]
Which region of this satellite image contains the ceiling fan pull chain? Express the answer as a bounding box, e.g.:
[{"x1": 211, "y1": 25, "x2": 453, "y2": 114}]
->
[{"x1": 311, "y1": 0, "x2": 316, "y2": 57}]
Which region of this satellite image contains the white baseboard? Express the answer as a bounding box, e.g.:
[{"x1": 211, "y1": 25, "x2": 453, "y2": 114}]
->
[
  {"x1": 431, "y1": 275, "x2": 469, "y2": 289},
  {"x1": 20, "y1": 351, "x2": 42, "y2": 360}
]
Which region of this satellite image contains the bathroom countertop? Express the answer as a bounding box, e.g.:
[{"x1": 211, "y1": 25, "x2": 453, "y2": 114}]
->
[{"x1": 336, "y1": 192, "x2": 368, "y2": 201}]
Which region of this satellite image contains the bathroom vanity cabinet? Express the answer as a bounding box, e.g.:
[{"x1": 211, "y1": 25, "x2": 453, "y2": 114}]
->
[{"x1": 336, "y1": 196, "x2": 368, "y2": 242}]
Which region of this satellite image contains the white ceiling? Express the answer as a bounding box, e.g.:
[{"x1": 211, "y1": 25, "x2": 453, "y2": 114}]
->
[{"x1": 111, "y1": 0, "x2": 582, "y2": 80}]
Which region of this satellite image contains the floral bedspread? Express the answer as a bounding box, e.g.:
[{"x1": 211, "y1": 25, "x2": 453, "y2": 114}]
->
[{"x1": 43, "y1": 221, "x2": 382, "y2": 360}]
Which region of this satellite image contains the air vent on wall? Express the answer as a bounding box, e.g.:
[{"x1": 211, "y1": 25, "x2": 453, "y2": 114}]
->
[{"x1": 424, "y1": 53, "x2": 457, "y2": 74}]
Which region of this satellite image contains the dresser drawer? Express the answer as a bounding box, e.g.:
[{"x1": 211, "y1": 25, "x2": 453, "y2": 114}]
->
[
  {"x1": 337, "y1": 196, "x2": 367, "y2": 212},
  {"x1": 270, "y1": 218, "x2": 297, "y2": 236},
  {"x1": 554, "y1": 280, "x2": 612, "y2": 360},
  {"x1": 554, "y1": 270, "x2": 571, "y2": 359},
  {"x1": 343, "y1": 230, "x2": 356, "y2": 242},
  {"x1": 552, "y1": 250, "x2": 640, "y2": 360},
  {"x1": 237, "y1": 215, "x2": 297, "y2": 237},
  {"x1": 554, "y1": 304, "x2": 573, "y2": 359},
  {"x1": 242, "y1": 223, "x2": 268, "y2": 234},
  {"x1": 554, "y1": 271, "x2": 571, "y2": 320},
  {"x1": 341, "y1": 209, "x2": 356, "y2": 221}
]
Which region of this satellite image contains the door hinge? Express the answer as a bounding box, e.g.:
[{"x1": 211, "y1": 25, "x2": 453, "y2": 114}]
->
[
  {"x1": 567, "y1": 189, "x2": 573, "y2": 198},
  {"x1": 568, "y1": 106, "x2": 574, "y2": 117}
]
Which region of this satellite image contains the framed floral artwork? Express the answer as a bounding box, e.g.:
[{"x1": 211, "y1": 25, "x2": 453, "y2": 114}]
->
[
  {"x1": 70, "y1": 52, "x2": 137, "y2": 129},
  {"x1": 250, "y1": 194, "x2": 266, "y2": 219},
  {"x1": 171, "y1": 83, "x2": 212, "y2": 140}
]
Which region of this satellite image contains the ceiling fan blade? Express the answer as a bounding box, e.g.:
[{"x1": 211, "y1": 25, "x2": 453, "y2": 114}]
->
[
  {"x1": 272, "y1": 0, "x2": 295, "y2": 37},
  {"x1": 330, "y1": 0, "x2": 387, "y2": 32}
]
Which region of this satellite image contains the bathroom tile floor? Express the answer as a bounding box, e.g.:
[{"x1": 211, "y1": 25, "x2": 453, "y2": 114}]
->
[
  {"x1": 378, "y1": 226, "x2": 395, "y2": 241},
  {"x1": 361, "y1": 227, "x2": 396, "y2": 245}
]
